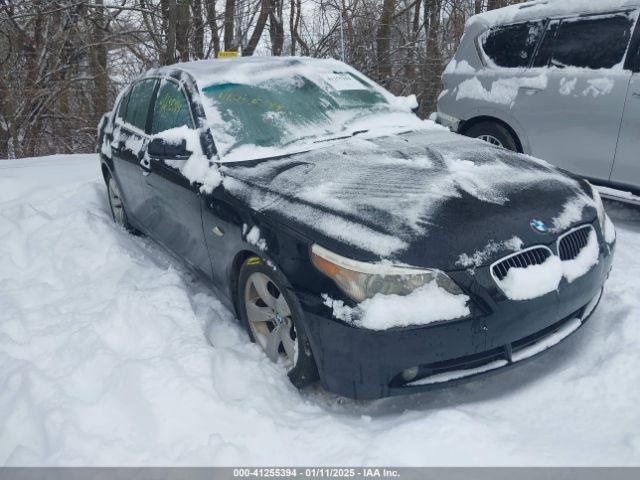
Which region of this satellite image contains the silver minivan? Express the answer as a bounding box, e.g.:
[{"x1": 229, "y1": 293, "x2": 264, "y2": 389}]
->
[{"x1": 436, "y1": 0, "x2": 640, "y2": 197}]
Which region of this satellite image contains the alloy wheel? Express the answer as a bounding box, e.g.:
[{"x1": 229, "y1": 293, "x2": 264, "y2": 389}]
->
[
  {"x1": 244, "y1": 272, "x2": 299, "y2": 370},
  {"x1": 108, "y1": 177, "x2": 126, "y2": 226},
  {"x1": 477, "y1": 134, "x2": 504, "y2": 147}
]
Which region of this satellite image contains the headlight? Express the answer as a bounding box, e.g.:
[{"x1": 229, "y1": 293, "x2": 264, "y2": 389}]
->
[
  {"x1": 587, "y1": 181, "x2": 606, "y2": 231},
  {"x1": 310, "y1": 244, "x2": 464, "y2": 302}
]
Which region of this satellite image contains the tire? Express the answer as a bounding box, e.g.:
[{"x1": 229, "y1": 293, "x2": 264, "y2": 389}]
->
[
  {"x1": 464, "y1": 121, "x2": 519, "y2": 152},
  {"x1": 105, "y1": 172, "x2": 138, "y2": 233},
  {"x1": 237, "y1": 256, "x2": 319, "y2": 388}
]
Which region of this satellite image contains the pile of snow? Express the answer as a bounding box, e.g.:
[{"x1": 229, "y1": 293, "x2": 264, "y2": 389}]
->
[
  {"x1": 497, "y1": 229, "x2": 600, "y2": 300},
  {"x1": 2, "y1": 154, "x2": 640, "y2": 466},
  {"x1": 323, "y1": 281, "x2": 470, "y2": 331},
  {"x1": 243, "y1": 224, "x2": 267, "y2": 251},
  {"x1": 498, "y1": 254, "x2": 563, "y2": 301}
]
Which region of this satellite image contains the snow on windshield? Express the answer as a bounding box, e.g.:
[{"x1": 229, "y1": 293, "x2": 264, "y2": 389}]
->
[{"x1": 194, "y1": 58, "x2": 423, "y2": 162}]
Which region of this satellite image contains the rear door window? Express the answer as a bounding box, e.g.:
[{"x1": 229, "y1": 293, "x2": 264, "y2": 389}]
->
[
  {"x1": 151, "y1": 80, "x2": 194, "y2": 134},
  {"x1": 124, "y1": 79, "x2": 157, "y2": 132},
  {"x1": 535, "y1": 12, "x2": 636, "y2": 70},
  {"x1": 481, "y1": 21, "x2": 546, "y2": 68}
]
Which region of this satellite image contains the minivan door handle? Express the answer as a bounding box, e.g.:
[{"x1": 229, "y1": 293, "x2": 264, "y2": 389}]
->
[
  {"x1": 632, "y1": 92, "x2": 640, "y2": 98},
  {"x1": 519, "y1": 86, "x2": 544, "y2": 94}
]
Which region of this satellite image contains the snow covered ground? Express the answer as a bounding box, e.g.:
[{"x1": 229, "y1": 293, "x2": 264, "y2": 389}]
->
[{"x1": 1, "y1": 154, "x2": 639, "y2": 466}]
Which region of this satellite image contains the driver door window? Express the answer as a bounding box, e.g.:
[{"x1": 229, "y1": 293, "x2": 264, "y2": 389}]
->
[{"x1": 152, "y1": 80, "x2": 195, "y2": 134}]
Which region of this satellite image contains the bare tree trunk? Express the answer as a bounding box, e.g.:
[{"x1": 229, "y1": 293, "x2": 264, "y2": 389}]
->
[
  {"x1": 474, "y1": 0, "x2": 483, "y2": 14},
  {"x1": 269, "y1": 0, "x2": 284, "y2": 55},
  {"x1": 487, "y1": 0, "x2": 505, "y2": 10},
  {"x1": 223, "y1": 0, "x2": 236, "y2": 50},
  {"x1": 376, "y1": 0, "x2": 395, "y2": 84},
  {"x1": 204, "y1": 0, "x2": 221, "y2": 55},
  {"x1": 161, "y1": 0, "x2": 177, "y2": 64},
  {"x1": 422, "y1": 0, "x2": 443, "y2": 114},
  {"x1": 176, "y1": 0, "x2": 191, "y2": 61},
  {"x1": 243, "y1": 0, "x2": 271, "y2": 56},
  {"x1": 92, "y1": 0, "x2": 108, "y2": 123},
  {"x1": 192, "y1": 0, "x2": 205, "y2": 59}
]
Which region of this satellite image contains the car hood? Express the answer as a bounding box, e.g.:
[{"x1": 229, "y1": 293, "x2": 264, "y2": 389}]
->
[{"x1": 220, "y1": 128, "x2": 597, "y2": 270}]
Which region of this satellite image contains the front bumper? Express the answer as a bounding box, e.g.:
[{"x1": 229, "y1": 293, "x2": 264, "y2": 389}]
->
[
  {"x1": 434, "y1": 111, "x2": 462, "y2": 132},
  {"x1": 298, "y1": 235, "x2": 614, "y2": 400}
]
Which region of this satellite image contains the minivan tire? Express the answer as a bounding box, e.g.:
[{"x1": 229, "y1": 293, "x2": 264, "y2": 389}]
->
[{"x1": 464, "y1": 121, "x2": 519, "y2": 152}]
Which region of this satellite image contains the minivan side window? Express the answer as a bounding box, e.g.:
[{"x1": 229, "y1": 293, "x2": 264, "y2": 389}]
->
[
  {"x1": 124, "y1": 79, "x2": 157, "y2": 132},
  {"x1": 481, "y1": 21, "x2": 546, "y2": 68},
  {"x1": 536, "y1": 13, "x2": 636, "y2": 70},
  {"x1": 151, "y1": 80, "x2": 194, "y2": 134}
]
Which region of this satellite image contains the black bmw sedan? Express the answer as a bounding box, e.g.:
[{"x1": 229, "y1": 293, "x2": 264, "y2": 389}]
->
[{"x1": 97, "y1": 57, "x2": 615, "y2": 399}]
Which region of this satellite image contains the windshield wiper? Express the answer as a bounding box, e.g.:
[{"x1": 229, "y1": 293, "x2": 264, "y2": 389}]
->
[{"x1": 313, "y1": 129, "x2": 369, "y2": 144}]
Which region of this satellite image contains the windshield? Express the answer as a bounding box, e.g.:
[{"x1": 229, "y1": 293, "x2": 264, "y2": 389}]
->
[{"x1": 201, "y1": 69, "x2": 418, "y2": 160}]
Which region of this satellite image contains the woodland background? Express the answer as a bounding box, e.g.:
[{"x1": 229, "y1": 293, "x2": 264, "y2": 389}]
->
[{"x1": 0, "y1": 0, "x2": 526, "y2": 159}]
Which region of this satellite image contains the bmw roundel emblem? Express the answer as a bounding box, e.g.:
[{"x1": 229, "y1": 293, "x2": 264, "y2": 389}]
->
[{"x1": 530, "y1": 219, "x2": 549, "y2": 234}]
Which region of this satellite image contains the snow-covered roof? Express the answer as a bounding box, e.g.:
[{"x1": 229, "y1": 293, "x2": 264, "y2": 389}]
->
[
  {"x1": 469, "y1": 0, "x2": 640, "y2": 28},
  {"x1": 158, "y1": 56, "x2": 348, "y2": 87}
]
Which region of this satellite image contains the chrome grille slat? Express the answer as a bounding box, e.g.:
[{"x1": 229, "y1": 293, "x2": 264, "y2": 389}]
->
[
  {"x1": 491, "y1": 246, "x2": 553, "y2": 281},
  {"x1": 558, "y1": 225, "x2": 593, "y2": 261}
]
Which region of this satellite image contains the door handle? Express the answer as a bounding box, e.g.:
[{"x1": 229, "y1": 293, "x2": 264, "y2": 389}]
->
[
  {"x1": 632, "y1": 92, "x2": 640, "y2": 98},
  {"x1": 519, "y1": 86, "x2": 544, "y2": 94},
  {"x1": 112, "y1": 141, "x2": 125, "y2": 153}
]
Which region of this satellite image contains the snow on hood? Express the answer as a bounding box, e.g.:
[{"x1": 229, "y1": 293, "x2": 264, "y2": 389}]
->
[{"x1": 221, "y1": 128, "x2": 592, "y2": 265}]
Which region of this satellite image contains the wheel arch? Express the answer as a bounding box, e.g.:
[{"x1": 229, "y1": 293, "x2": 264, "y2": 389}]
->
[
  {"x1": 229, "y1": 249, "x2": 260, "y2": 316},
  {"x1": 460, "y1": 115, "x2": 524, "y2": 153}
]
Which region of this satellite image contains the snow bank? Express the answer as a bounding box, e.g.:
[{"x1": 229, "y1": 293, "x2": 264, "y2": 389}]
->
[{"x1": 1, "y1": 154, "x2": 640, "y2": 466}]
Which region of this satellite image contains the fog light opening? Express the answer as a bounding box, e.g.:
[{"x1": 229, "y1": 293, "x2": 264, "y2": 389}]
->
[{"x1": 401, "y1": 366, "x2": 419, "y2": 382}]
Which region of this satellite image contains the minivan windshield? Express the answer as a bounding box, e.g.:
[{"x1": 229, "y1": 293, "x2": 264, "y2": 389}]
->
[{"x1": 201, "y1": 69, "x2": 421, "y2": 161}]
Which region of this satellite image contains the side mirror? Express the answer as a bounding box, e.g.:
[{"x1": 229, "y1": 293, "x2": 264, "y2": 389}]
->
[{"x1": 148, "y1": 137, "x2": 190, "y2": 159}]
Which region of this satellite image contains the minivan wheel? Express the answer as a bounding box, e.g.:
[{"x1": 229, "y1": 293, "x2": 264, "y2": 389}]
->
[
  {"x1": 237, "y1": 257, "x2": 318, "y2": 388},
  {"x1": 464, "y1": 121, "x2": 519, "y2": 152},
  {"x1": 106, "y1": 173, "x2": 136, "y2": 233}
]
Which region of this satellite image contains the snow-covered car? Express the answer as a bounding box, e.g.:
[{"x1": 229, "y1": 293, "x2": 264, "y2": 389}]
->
[
  {"x1": 98, "y1": 56, "x2": 616, "y2": 399},
  {"x1": 436, "y1": 0, "x2": 640, "y2": 196}
]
